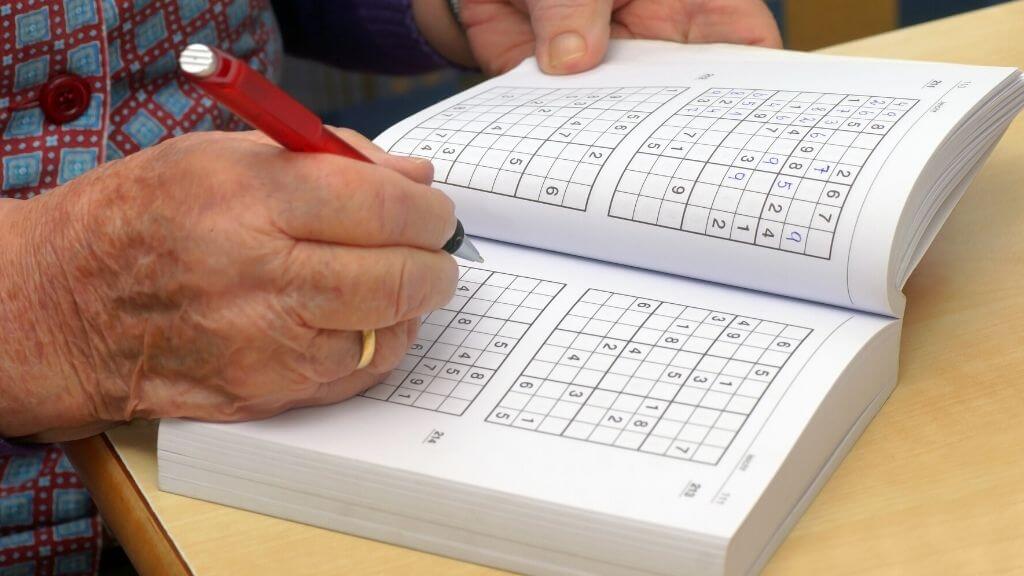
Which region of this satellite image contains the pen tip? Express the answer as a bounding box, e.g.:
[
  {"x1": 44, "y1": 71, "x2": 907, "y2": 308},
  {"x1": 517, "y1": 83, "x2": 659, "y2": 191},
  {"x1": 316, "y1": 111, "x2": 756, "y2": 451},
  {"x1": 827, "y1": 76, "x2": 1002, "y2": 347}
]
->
[{"x1": 454, "y1": 238, "x2": 485, "y2": 263}]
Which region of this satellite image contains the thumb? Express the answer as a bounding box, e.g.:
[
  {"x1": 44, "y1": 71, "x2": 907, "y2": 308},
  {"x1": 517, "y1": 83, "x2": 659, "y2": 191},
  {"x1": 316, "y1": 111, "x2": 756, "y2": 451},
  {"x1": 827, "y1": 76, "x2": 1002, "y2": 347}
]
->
[{"x1": 526, "y1": 0, "x2": 614, "y2": 75}]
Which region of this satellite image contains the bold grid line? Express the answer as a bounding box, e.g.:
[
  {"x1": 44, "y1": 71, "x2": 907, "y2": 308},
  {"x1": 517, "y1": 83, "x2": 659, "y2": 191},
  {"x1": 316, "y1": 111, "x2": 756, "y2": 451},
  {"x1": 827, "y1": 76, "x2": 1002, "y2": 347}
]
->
[
  {"x1": 608, "y1": 88, "x2": 919, "y2": 259},
  {"x1": 362, "y1": 268, "x2": 564, "y2": 416},
  {"x1": 487, "y1": 289, "x2": 813, "y2": 465},
  {"x1": 388, "y1": 86, "x2": 689, "y2": 211}
]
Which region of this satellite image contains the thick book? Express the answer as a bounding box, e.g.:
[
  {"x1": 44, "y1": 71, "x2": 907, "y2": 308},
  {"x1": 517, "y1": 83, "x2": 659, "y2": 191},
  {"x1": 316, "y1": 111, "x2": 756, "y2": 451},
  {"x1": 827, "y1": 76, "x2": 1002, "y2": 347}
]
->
[{"x1": 158, "y1": 41, "x2": 1024, "y2": 575}]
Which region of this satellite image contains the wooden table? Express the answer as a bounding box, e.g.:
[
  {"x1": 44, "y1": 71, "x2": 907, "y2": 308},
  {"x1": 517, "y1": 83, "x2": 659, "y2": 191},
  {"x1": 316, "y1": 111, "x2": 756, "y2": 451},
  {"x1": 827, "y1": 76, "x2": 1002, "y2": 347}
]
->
[{"x1": 65, "y1": 4, "x2": 1024, "y2": 575}]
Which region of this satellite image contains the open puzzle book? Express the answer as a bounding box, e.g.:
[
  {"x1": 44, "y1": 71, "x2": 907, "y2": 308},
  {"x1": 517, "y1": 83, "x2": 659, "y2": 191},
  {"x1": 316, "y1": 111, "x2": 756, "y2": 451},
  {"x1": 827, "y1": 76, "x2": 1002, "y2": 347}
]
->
[{"x1": 158, "y1": 41, "x2": 1024, "y2": 575}]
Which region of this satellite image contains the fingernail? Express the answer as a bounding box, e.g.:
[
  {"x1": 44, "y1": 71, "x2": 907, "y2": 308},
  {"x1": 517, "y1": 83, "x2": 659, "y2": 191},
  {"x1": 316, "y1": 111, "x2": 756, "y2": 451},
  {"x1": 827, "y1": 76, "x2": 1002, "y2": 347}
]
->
[{"x1": 549, "y1": 32, "x2": 587, "y2": 68}]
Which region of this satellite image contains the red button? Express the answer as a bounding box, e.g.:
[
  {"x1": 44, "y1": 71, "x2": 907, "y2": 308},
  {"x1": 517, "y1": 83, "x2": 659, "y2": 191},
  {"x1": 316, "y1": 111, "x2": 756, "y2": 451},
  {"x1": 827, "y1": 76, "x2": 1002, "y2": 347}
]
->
[{"x1": 40, "y1": 74, "x2": 92, "y2": 124}]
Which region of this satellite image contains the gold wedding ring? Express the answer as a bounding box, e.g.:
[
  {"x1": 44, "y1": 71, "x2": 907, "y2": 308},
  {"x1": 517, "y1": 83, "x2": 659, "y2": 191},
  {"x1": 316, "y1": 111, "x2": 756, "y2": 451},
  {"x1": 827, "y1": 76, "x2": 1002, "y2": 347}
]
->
[{"x1": 356, "y1": 329, "x2": 376, "y2": 370}]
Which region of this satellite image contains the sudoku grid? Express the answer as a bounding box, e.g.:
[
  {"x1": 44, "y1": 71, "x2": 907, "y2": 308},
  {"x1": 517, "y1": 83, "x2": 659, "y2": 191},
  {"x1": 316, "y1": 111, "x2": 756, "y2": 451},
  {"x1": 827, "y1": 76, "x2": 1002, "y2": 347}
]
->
[
  {"x1": 362, "y1": 268, "x2": 564, "y2": 415},
  {"x1": 388, "y1": 86, "x2": 687, "y2": 211},
  {"x1": 487, "y1": 290, "x2": 812, "y2": 465},
  {"x1": 608, "y1": 88, "x2": 919, "y2": 259}
]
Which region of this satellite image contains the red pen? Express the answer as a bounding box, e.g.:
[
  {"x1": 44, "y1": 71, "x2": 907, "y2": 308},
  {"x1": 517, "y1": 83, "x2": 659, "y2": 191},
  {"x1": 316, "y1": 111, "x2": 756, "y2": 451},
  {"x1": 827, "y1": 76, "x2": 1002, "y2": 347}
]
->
[{"x1": 177, "y1": 43, "x2": 482, "y2": 263}]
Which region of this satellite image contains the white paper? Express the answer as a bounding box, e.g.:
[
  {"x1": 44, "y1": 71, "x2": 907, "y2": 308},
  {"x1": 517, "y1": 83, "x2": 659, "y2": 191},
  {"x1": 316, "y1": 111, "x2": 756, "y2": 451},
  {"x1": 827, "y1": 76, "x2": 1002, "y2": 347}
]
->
[
  {"x1": 161, "y1": 238, "x2": 895, "y2": 546},
  {"x1": 374, "y1": 41, "x2": 1018, "y2": 316}
]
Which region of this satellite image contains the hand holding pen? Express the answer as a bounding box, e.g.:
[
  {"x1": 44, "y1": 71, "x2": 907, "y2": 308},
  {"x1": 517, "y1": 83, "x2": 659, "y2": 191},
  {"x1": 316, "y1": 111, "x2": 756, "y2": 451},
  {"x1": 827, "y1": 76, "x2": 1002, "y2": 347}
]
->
[
  {"x1": 179, "y1": 44, "x2": 482, "y2": 371},
  {"x1": 178, "y1": 44, "x2": 482, "y2": 263}
]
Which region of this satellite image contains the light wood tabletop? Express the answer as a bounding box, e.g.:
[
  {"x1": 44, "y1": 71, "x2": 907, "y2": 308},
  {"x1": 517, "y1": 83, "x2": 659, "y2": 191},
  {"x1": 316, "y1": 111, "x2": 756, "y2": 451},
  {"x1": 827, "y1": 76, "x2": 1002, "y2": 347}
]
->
[{"x1": 64, "y1": 3, "x2": 1024, "y2": 575}]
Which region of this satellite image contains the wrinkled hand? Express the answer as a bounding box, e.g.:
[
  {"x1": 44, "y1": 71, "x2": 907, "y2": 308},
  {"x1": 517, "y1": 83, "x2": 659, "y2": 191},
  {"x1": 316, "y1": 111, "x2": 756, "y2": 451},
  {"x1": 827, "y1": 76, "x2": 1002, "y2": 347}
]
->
[
  {"x1": 461, "y1": 0, "x2": 782, "y2": 75},
  {"x1": 0, "y1": 130, "x2": 458, "y2": 441}
]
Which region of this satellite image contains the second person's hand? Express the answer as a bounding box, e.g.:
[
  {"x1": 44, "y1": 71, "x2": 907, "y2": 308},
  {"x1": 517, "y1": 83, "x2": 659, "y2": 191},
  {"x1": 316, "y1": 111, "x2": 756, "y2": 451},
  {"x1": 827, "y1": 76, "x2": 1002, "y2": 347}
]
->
[{"x1": 416, "y1": 0, "x2": 783, "y2": 76}]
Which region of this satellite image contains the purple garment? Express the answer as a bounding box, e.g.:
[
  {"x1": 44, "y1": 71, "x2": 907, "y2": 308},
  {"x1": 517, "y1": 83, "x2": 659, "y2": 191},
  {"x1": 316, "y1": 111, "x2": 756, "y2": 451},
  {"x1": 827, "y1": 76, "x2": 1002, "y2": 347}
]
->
[
  {"x1": 0, "y1": 438, "x2": 35, "y2": 456},
  {"x1": 272, "y1": 0, "x2": 453, "y2": 74}
]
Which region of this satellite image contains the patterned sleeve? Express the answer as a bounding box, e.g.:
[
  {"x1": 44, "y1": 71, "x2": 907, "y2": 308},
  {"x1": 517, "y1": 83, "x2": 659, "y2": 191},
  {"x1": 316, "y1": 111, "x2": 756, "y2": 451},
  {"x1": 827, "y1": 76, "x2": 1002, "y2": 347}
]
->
[
  {"x1": 0, "y1": 446, "x2": 105, "y2": 574},
  {"x1": 270, "y1": 0, "x2": 455, "y2": 75}
]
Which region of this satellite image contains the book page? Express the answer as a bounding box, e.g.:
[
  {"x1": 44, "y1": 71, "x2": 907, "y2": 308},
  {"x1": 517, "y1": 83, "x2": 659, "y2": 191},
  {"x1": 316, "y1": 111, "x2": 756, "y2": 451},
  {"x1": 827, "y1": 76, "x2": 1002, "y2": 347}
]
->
[
  {"x1": 373, "y1": 41, "x2": 1018, "y2": 316},
  {"x1": 160, "y1": 238, "x2": 897, "y2": 560}
]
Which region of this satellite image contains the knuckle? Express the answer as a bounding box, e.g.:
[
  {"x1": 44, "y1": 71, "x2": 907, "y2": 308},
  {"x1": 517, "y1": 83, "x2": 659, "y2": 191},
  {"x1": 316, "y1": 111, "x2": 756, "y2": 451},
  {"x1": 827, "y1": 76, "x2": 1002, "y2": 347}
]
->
[
  {"x1": 385, "y1": 252, "x2": 417, "y2": 323},
  {"x1": 279, "y1": 152, "x2": 326, "y2": 191},
  {"x1": 376, "y1": 181, "x2": 411, "y2": 237},
  {"x1": 367, "y1": 176, "x2": 414, "y2": 242},
  {"x1": 303, "y1": 158, "x2": 386, "y2": 224}
]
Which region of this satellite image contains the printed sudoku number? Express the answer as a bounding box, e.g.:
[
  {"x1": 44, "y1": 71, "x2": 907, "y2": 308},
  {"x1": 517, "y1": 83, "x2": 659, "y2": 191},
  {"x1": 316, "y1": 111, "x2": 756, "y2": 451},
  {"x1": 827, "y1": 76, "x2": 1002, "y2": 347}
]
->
[
  {"x1": 389, "y1": 87, "x2": 686, "y2": 210},
  {"x1": 487, "y1": 290, "x2": 811, "y2": 465},
  {"x1": 363, "y1": 268, "x2": 564, "y2": 415},
  {"x1": 608, "y1": 88, "x2": 918, "y2": 258}
]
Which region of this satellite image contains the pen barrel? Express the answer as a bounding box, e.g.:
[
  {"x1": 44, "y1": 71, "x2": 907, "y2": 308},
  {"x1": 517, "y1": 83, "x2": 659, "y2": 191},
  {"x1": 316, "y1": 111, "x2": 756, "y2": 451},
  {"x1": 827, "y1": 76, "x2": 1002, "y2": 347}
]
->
[{"x1": 189, "y1": 49, "x2": 370, "y2": 162}]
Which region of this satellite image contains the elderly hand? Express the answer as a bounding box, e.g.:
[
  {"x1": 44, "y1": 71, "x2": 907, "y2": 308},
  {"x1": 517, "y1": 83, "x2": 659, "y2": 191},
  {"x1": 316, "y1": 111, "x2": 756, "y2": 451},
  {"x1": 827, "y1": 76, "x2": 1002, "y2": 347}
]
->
[
  {"x1": 0, "y1": 130, "x2": 458, "y2": 441},
  {"x1": 416, "y1": 0, "x2": 782, "y2": 75}
]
